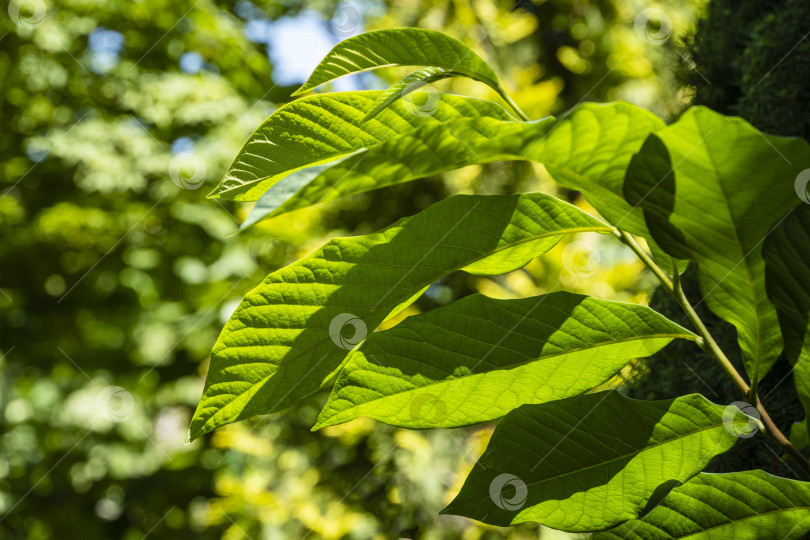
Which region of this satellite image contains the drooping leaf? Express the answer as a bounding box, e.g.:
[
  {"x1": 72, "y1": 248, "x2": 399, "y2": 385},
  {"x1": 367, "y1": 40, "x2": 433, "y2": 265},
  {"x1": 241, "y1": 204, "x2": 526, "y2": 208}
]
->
[
  {"x1": 625, "y1": 106, "x2": 810, "y2": 384},
  {"x1": 210, "y1": 91, "x2": 512, "y2": 201},
  {"x1": 189, "y1": 193, "x2": 611, "y2": 440},
  {"x1": 594, "y1": 470, "x2": 810, "y2": 540},
  {"x1": 316, "y1": 292, "x2": 697, "y2": 429},
  {"x1": 442, "y1": 391, "x2": 749, "y2": 531},
  {"x1": 362, "y1": 67, "x2": 466, "y2": 122},
  {"x1": 246, "y1": 102, "x2": 663, "y2": 242},
  {"x1": 292, "y1": 28, "x2": 501, "y2": 97},
  {"x1": 764, "y1": 205, "x2": 810, "y2": 443}
]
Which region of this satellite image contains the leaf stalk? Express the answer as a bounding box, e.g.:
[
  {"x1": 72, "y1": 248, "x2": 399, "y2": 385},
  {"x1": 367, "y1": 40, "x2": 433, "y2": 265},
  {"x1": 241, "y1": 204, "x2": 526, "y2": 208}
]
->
[
  {"x1": 616, "y1": 229, "x2": 809, "y2": 475},
  {"x1": 495, "y1": 86, "x2": 530, "y2": 122}
]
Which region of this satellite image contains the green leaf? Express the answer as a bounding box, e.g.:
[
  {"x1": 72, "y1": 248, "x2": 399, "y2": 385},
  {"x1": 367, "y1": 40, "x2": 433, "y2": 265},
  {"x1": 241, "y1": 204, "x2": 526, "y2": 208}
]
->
[
  {"x1": 241, "y1": 115, "x2": 554, "y2": 226},
  {"x1": 764, "y1": 205, "x2": 810, "y2": 444},
  {"x1": 791, "y1": 421, "x2": 810, "y2": 450},
  {"x1": 292, "y1": 28, "x2": 501, "y2": 97},
  {"x1": 625, "y1": 106, "x2": 810, "y2": 383},
  {"x1": 528, "y1": 103, "x2": 664, "y2": 240},
  {"x1": 362, "y1": 67, "x2": 465, "y2": 122},
  {"x1": 594, "y1": 470, "x2": 810, "y2": 540},
  {"x1": 441, "y1": 391, "x2": 747, "y2": 531},
  {"x1": 315, "y1": 292, "x2": 697, "y2": 429},
  {"x1": 245, "y1": 102, "x2": 663, "y2": 241},
  {"x1": 211, "y1": 90, "x2": 512, "y2": 201},
  {"x1": 189, "y1": 193, "x2": 611, "y2": 440},
  {"x1": 238, "y1": 152, "x2": 360, "y2": 230}
]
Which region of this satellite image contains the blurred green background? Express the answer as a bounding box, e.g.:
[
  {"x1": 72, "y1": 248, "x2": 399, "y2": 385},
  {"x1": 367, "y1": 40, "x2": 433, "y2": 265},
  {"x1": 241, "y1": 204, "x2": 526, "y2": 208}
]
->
[{"x1": 0, "y1": 0, "x2": 702, "y2": 538}]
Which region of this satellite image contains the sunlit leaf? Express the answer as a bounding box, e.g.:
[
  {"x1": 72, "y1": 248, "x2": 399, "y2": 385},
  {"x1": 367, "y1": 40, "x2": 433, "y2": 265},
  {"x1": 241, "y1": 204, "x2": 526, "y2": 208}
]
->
[
  {"x1": 316, "y1": 292, "x2": 696, "y2": 429},
  {"x1": 241, "y1": 114, "x2": 554, "y2": 225},
  {"x1": 210, "y1": 91, "x2": 512, "y2": 201},
  {"x1": 246, "y1": 102, "x2": 662, "y2": 242},
  {"x1": 442, "y1": 392, "x2": 748, "y2": 531},
  {"x1": 189, "y1": 193, "x2": 611, "y2": 440},
  {"x1": 292, "y1": 28, "x2": 501, "y2": 97},
  {"x1": 595, "y1": 470, "x2": 810, "y2": 539},
  {"x1": 625, "y1": 106, "x2": 810, "y2": 384}
]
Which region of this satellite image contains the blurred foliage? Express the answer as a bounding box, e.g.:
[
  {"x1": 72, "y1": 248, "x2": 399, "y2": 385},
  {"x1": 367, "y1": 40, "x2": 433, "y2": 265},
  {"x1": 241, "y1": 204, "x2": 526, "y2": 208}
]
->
[
  {"x1": 1, "y1": 0, "x2": 700, "y2": 538},
  {"x1": 678, "y1": 0, "x2": 810, "y2": 139}
]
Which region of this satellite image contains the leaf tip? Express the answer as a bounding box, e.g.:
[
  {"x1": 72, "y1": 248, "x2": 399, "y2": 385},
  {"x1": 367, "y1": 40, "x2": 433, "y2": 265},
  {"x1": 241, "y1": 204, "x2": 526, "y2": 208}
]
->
[
  {"x1": 438, "y1": 504, "x2": 455, "y2": 516},
  {"x1": 311, "y1": 414, "x2": 334, "y2": 431},
  {"x1": 187, "y1": 408, "x2": 213, "y2": 442}
]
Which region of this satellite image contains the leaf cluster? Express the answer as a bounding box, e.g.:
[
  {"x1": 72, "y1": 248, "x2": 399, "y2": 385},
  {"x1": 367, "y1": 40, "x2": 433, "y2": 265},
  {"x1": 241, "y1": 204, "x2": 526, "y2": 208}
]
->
[{"x1": 192, "y1": 28, "x2": 810, "y2": 537}]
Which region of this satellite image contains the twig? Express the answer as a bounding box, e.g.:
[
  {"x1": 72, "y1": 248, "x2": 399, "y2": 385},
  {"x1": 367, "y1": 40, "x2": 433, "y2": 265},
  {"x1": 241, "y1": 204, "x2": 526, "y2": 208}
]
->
[{"x1": 615, "y1": 229, "x2": 809, "y2": 475}]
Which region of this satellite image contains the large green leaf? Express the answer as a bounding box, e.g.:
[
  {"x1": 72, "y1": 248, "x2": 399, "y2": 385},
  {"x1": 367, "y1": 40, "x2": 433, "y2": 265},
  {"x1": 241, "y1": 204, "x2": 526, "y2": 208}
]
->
[
  {"x1": 242, "y1": 114, "x2": 554, "y2": 225},
  {"x1": 625, "y1": 106, "x2": 810, "y2": 384},
  {"x1": 442, "y1": 391, "x2": 748, "y2": 531},
  {"x1": 210, "y1": 91, "x2": 512, "y2": 201},
  {"x1": 315, "y1": 292, "x2": 696, "y2": 429},
  {"x1": 764, "y1": 205, "x2": 810, "y2": 444},
  {"x1": 189, "y1": 193, "x2": 611, "y2": 440},
  {"x1": 246, "y1": 102, "x2": 663, "y2": 242},
  {"x1": 292, "y1": 28, "x2": 501, "y2": 97},
  {"x1": 594, "y1": 470, "x2": 810, "y2": 539}
]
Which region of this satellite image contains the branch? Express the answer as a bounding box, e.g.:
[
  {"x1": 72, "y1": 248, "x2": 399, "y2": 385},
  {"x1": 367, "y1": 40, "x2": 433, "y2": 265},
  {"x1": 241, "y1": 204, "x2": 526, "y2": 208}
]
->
[{"x1": 615, "y1": 229, "x2": 809, "y2": 475}]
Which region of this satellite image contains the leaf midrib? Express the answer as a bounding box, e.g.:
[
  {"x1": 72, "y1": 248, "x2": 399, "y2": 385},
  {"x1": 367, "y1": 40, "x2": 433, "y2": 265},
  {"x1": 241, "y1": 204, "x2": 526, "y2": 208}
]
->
[{"x1": 694, "y1": 120, "x2": 764, "y2": 381}]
